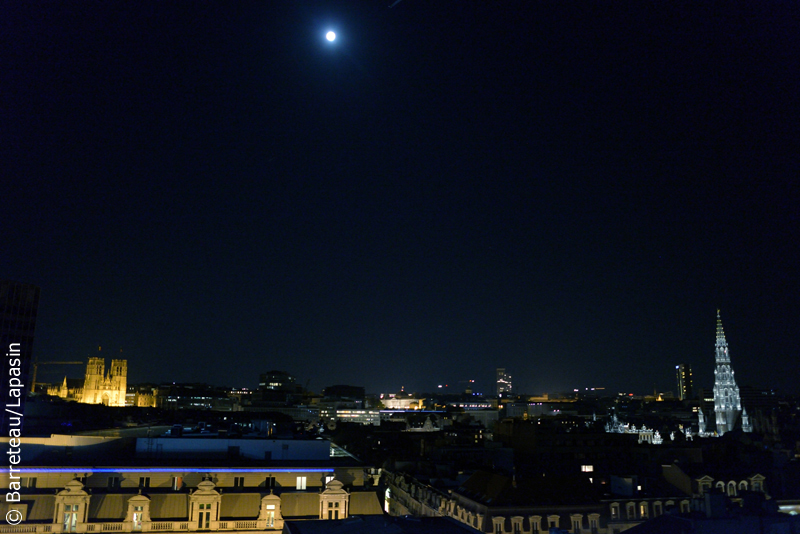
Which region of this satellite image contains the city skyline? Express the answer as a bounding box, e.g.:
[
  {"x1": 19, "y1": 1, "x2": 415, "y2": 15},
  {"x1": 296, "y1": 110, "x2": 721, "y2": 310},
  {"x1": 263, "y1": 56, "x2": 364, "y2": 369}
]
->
[
  {"x1": 24, "y1": 309, "x2": 785, "y2": 397},
  {"x1": 4, "y1": 1, "x2": 799, "y2": 396}
]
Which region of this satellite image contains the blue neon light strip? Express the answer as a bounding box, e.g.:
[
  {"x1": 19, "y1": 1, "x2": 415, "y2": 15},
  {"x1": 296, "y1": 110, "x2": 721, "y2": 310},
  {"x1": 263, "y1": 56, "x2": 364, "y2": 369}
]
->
[{"x1": 18, "y1": 468, "x2": 335, "y2": 473}]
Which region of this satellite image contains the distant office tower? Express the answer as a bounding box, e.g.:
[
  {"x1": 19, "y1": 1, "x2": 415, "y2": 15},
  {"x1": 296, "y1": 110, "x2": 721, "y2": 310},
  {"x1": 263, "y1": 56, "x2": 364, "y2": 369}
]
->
[
  {"x1": 713, "y1": 310, "x2": 743, "y2": 435},
  {"x1": 676, "y1": 363, "x2": 693, "y2": 400},
  {"x1": 1, "y1": 281, "x2": 41, "y2": 435},
  {"x1": 496, "y1": 368, "x2": 512, "y2": 397}
]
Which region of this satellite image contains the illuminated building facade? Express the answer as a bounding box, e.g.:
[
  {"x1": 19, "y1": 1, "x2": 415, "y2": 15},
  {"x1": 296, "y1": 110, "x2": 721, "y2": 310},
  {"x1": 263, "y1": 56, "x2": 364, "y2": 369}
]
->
[
  {"x1": 496, "y1": 367, "x2": 512, "y2": 397},
  {"x1": 48, "y1": 354, "x2": 128, "y2": 407},
  {"x1": 676, "y1": 363, "x2": 692, "y2": 401},
  {"x1": 712, "y1": 311, "x2": 743, "y2": 435},
  {"x1": 1, "y1": 434, "x2": 382, "y2": 532},
  {"x1": 81, "y1": 355, "x2": 127, "y2": 406},
  {"x1": 320, "y1": 407, "x2": 381, "y2": 426}
]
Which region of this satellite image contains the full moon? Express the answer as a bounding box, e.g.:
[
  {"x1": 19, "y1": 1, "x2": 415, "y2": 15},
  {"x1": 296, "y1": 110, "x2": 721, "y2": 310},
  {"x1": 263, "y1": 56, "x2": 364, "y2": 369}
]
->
[{"x1": 326, "y1": 31, "x2": 336, "y2": 42}]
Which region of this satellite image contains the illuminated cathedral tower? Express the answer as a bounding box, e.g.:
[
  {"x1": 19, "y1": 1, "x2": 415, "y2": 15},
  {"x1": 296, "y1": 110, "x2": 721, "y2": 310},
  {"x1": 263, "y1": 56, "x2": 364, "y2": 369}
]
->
[
  {"x1": 80, "y1": 348, "x2": 127, "y2": 407},
  {"x1": 712, "y1": 310, "x2": 742, "y2": 435}
]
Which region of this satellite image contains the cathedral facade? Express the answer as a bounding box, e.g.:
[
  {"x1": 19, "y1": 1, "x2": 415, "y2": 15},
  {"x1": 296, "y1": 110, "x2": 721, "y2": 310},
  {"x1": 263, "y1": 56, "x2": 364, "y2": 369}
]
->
[{"x1": 48, "y1": 356, "x2": 127, "y2": 407}]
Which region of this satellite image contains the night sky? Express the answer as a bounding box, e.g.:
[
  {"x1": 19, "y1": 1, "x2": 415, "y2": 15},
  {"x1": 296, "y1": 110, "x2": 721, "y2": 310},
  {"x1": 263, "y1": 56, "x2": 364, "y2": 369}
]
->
[{"x1": 4, "y1": 1, "x2": 799, "y2": 396}]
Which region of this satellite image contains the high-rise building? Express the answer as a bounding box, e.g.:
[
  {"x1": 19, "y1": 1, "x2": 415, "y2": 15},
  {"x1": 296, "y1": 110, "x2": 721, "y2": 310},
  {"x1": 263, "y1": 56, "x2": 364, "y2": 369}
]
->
[
  {"x1": 259, "y1": 370, "x2": 297, "y2": 392},
  {"x1": 1, "y1": 281, "x2": 40, "y2": 435},
  {"x1": 496, "y1": 367, "x2": 512, "y2": 397},
  {"x1": 712, "y1": 310, "x2": 743, "y2": 435},
  {"x1": 676, "y1": 363, "x2": 693, "y2": 400}
]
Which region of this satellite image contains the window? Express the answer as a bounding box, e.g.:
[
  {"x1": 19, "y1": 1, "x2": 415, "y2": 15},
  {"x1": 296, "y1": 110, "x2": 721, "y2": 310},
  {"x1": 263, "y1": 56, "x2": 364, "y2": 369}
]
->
[
  {"x1": 107, "y1": 477, "x2": 120, "y2": 489},
  {"x1": 172, "y1": 477, "x2": 182, "y2": 491},
  {"x1": 133, "y1": 505, "x2": 144, "y2": 531},
  {"x1": 653, "y1": 502, "x2": 662, "y2": 517},
  {"x1": 265, "y1": 476, "x2": 276, "y2": 489},
  {"x1": 513, "y1": 523, "x2": 521, "y2": 534},
  {"x1": 139, "y1": 477, "x2": 150, "y2": 488},
  {"x1": 63, "y1": 504, "x2": 79, "y2": 532},
  {"x1": 626, "y1": 503, "x2": 635, "y2": 520},
  {"x1": 234, "y1": 476, "x2": 245, "y2": 488},
  {"x1": 727, "y1": 481, "x2": 737, "y2": 497},
  {"x1": 639, "y1": 503, "x2": 648, "y2": 518},
  {"x1": 610, "y1": 503, "x2": 620, "y2": 520},
  {"x1": 23, "y1": 477, "x2": 37, "y2": 488},
  {"x1": 296, "y1": 476, "x2": 307, "y2": 490},
  {"x1": 198, "y1": 503, "x2": 211, "y2": 529},
  {"x1": 581, "y1": 465, "x2": 594, "y2": 472},
  {"x1": 573, "y1": 519, "x2": 581, "y2": 532},
  {"x1": 494, "y1": 523, "x2": 502, "y2": 534},
  {"x1": 325, "y1": 475, "x2": 335, "y2": 485}
]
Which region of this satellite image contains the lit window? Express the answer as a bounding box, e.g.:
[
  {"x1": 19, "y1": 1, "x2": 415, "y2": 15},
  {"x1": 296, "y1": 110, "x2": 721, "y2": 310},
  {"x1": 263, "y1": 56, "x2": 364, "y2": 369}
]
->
[
  {"x1": 296, "y1": 476, "x2": 307, "y2": 490},
  {"x1": 581, "y1": 465, "x2": 594, "y2": 472}
]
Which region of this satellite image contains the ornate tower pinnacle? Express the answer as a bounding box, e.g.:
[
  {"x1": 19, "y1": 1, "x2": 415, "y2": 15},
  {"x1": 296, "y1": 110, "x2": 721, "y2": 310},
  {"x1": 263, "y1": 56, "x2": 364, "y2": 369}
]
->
[
  {"x1": 713, "y1": 310, "x2": 743, "y2": 435},
  {"x1": 715, "y1": 309, "x2": 730, "y2": 364}
]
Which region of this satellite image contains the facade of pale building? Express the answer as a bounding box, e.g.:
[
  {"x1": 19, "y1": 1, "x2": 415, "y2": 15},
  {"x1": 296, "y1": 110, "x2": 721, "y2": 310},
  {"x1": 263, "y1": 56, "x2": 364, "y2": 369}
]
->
[
  {"x1": 712, "y1": 311, "x2": 743, "y2": 435},
  {"x1": 48, "y1": 356, "x2": 127, "y2": 407},
  {"x1": 47, "y1": 377, "x2": 84, "y2": 402},
  {"x1": 0, "y1": 433, "x2": 382, "y2": 533}
]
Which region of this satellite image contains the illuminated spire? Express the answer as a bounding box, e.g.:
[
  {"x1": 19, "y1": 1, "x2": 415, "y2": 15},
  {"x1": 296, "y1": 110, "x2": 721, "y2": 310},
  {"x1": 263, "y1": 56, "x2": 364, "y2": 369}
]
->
[
  {"x1": 713, "y1": 309, "x2": 742, "y2": 435},
  {"x1": 715, "y1": 309, "x2": 730, "y2": 363}
]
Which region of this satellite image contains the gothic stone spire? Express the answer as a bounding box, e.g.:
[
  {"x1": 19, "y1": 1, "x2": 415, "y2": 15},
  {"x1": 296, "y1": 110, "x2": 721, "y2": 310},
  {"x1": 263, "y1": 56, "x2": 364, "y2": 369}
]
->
[
  {"x1": 713, "y1": 310, "x2": 742, "y2": 435},
  {"x1": 715, "y1": 309, "x2": 730, "y2": 363}
]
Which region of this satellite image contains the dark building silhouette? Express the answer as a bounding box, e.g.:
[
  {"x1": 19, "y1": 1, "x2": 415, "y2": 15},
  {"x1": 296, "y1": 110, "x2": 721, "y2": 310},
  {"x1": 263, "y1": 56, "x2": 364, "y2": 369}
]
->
[
  {"x1": 323, "y1": 384, "x2": 365, "y2": 401},
  {"x1": 258, "y1": 370, "x2": 297, "y2": 392},
  {"x1": 1, "y1": 281, "x2": 41, "y2": 435},
  {"x1": 676, "y1": 363, "x2": 692, "y2": 401}
]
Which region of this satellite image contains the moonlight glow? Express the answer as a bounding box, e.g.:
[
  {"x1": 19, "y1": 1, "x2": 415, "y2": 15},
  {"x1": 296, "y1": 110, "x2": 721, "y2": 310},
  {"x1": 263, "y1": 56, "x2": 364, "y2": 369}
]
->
[{"x1": 326, "y1": 31, "x2": 336, "y2": 42}]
